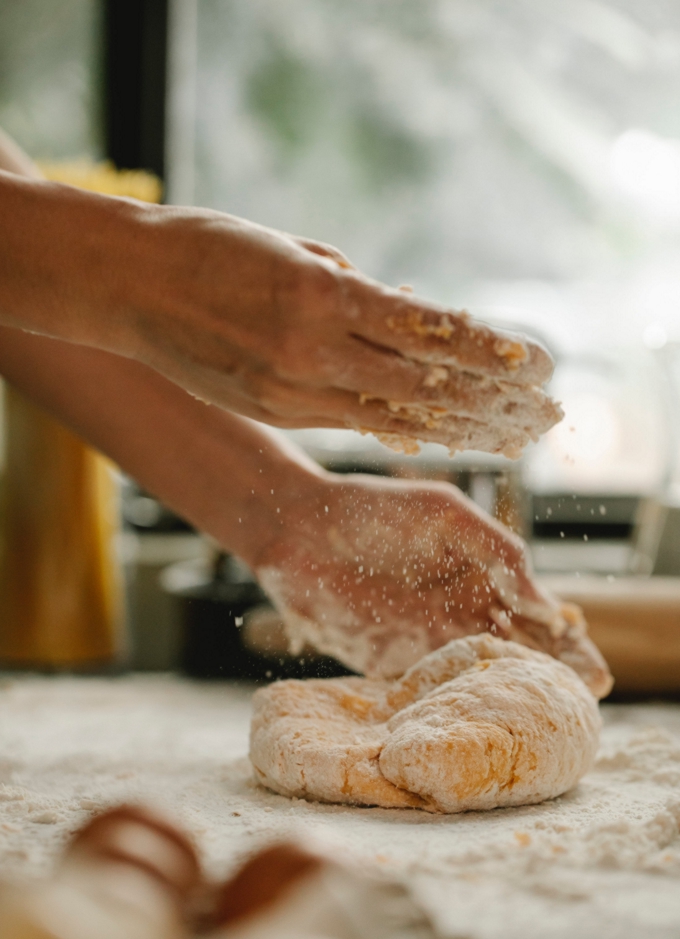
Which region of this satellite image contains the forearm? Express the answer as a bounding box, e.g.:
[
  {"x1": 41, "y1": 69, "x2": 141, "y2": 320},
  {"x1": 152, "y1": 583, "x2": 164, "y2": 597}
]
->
[
  {"x1": 0, "y1": 131, "x2": 326, "y2": 564},
  {"x1": 0, "y1": 325, "x2": 326, "y2": 566},
  {"x1": 0, "y1": 169, "x2": 151, "y2": 354}
]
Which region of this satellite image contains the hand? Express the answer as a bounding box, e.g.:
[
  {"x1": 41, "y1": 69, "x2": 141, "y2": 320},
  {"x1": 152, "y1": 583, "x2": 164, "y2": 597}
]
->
[
  {"x1": 1, "y1": 139, "x2": 560, "y2": 456},
  {"x1": 254, "y1": 473, "x2": 613, "y2": 698},
  {"x1": 120, "y1": 209, "x2": 560, "y2": 456}
]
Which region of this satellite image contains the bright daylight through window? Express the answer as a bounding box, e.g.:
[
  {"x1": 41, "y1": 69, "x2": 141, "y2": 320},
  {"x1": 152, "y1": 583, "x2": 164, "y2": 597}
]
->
[{"x1": 191, "y1": 0, "x2": 680, "y2": 498}]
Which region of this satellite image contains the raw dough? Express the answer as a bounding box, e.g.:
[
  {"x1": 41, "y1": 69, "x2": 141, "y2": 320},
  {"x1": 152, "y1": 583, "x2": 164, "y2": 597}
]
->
[
  {"x1": 249, "y1": 634, "x2": 601, "y2": 813},
  {"x1": 351, "y1": 309, "x2": 563, "y2": 458},
  {"x1": 354, "y1": 377, "x2": 562, "y2": 459}
]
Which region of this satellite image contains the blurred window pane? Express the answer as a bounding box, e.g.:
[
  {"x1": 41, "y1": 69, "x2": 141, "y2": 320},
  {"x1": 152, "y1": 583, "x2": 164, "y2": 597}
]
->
[
  {"x1": 0, "y1": 0, "x2": 102, "y2": 159},
  {"x1": 193, "y1": 0, "x2": 680, "y2": 353}
]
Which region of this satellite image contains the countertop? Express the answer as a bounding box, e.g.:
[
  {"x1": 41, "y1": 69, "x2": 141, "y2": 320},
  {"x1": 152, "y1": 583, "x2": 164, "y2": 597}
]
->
[{"x1": 1, "y1": 675, "x2": 680, "y2": 938}]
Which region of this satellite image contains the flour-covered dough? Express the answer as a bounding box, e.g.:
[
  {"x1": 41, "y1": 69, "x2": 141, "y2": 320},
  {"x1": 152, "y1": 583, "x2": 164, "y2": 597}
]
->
[{"x1": 249, "y1": 635, "x2": 601, "y2": 813}]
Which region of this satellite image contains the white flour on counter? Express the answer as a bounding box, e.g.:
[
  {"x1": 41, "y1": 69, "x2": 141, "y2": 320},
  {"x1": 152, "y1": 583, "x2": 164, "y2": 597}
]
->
[{"x1": 1, "y1": 675, "x2": 680, "y2": 938}]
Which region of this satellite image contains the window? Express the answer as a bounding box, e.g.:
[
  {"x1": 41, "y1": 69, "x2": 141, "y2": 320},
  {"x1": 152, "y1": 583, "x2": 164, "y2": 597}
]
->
[
  {"x1": 189, "y1": 0, "x2": 680, "y2": 492},
  {"x1": 0, "y1": 0, "x2": 102, "y2": 159}
]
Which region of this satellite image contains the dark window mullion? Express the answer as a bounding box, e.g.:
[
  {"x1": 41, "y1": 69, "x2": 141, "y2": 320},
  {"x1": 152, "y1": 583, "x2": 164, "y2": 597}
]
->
[{"x1": 103, "y1": 0, "x2": 169, "y2": 181}]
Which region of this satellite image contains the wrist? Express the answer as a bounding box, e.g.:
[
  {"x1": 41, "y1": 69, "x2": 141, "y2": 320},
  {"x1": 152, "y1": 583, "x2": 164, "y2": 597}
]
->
[
  {"x1": 0, "y1": 173, "x2": 153, "y2": 354},
  {"x1": 167, "y1": 411, "x2": 331, "y2": 570},
  {"x1": 221, "y1": 450, "x2": 331, "y2": 570}
]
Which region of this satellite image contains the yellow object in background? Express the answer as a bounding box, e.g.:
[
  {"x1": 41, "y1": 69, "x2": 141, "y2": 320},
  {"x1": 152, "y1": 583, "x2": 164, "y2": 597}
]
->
[
  {"x1": 0, "y1": 161, "x2": 161, "y2": 667},
  {"x1": 38, "y1": 160, "x2": 162, "y2": 203},
  {"x1": 0, "y1": 389, "x2": 122, "y2": 666}
]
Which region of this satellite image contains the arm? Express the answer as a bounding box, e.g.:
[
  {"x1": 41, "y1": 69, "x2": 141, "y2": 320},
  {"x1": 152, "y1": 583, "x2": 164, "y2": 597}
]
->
[
  {"x1": 0, "y1": 323, "x2": 321, "y2": 568},
  {"x1": 0, "y1": 132, "x2": 559, "y2": 457},
  {"x1": 0, "y1": 322, "x2": 611, "y2": 697},
  {"x1": 0, "y1": 129, "x2": 315, "y2": 565},
  {"x1": 0, "y1": 130, "x2": 610, "y2": 695}
]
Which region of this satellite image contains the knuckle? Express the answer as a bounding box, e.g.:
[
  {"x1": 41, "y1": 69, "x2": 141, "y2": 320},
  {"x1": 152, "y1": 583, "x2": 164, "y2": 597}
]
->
[
  {"x1": 292, "y1": 259, "x2": 339, "y2": 313},
  {"x1": 274, "y1": 264, "x2": 341, "y2": 382}
]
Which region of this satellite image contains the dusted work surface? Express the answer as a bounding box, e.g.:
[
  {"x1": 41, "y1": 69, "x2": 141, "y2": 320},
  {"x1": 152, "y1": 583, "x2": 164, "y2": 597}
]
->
[{"x1": 1, "y1": 678, "x2": 680, "y2": 938}]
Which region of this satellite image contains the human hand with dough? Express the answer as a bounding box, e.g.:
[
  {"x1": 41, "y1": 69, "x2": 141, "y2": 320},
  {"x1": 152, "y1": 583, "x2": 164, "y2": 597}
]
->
[
  {"x1": 253, "y1": 472, "x2": 613, "y2": 697},
  {"x1": 0, "y1": 126, "x2": 558, "y2": 455},
  {"x1": 0, "y1": 128, "x2": 610, "y2": 696}
]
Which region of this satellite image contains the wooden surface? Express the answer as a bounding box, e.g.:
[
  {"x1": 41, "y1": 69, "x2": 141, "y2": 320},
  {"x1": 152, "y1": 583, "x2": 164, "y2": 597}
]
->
[{"x1": 542, "y1": 575, "x2": 680, "y2": 695}]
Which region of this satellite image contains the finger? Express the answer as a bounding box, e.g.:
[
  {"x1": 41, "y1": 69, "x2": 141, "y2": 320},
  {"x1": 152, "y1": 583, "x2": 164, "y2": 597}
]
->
[
  {"x1": 348, "y1": 398, "x2": 537, "y2": 457},
  {"x1": 487, "y1": 559, "x2": 568, "y2": 630},
  {"x1": 325, "y1": 335, "x2": 562, "y2": 435},
  {"x1": 169, "y1": 349, "x2": 552, "y2": 457},
  {"x1": 420, "y1": 589, "x2": 609, "y2": 697},
  {"x1": 177, "y1": 351, "x2": 544, "y2": 455},
  {"x1": 501, "y1": 607, "x2": 613, "y2": 698},
  {"x1": 322, "y1": 396, "x2": 537, "y2": 457},
  {"x1": 553, "y1": 611, "x2": 614, "y2": 699},
  {"x1": 278, "y1": 361, "x2": 560, "y2": 459},
  {"x1": 340, "y1": 276, "x2": 555, "y2": 385},
  {"x1": 278, "y1": 384, "x2": 540, "y2": 456},
  {"x1": 293, "y1": 236, "x2": 355, "y2": 269}
]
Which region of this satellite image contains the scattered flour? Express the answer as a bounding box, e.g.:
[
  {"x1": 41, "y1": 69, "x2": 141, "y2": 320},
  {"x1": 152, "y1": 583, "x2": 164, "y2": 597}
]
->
[{"x1": 1, "y1": 677, "x2": 680, "y2": 937}]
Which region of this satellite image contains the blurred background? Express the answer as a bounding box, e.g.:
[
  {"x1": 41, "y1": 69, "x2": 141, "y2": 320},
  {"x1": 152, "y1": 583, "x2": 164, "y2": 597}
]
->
[{"x1": 3, "y1": 0, "x2": 680, "y2": 693}]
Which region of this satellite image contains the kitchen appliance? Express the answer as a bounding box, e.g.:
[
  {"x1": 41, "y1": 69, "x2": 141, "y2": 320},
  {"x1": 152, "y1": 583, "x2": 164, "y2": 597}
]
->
[{"x1": 163, "y1": 553, "x2": 353, "y2": 681}]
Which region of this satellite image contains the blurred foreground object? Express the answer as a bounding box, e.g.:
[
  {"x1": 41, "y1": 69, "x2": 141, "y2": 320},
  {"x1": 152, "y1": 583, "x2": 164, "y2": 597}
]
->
[
  {"x1": 0, "y1": 806, "x2": 200, "y2": 939},
  {"x1": 0, "y1": 806, "x2": 434, "y2": 939},
  {"x1": 208, "y1": 842, "x2": 435, "y2": 939},
  {"x1": 0, "y1": 162, "x2": 161, "y2": 668}
]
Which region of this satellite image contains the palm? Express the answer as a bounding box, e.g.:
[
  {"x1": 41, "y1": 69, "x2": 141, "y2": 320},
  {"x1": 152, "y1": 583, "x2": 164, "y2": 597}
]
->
[{"x1": 255, "y1": 475, "x2": 612, "y2": 697}]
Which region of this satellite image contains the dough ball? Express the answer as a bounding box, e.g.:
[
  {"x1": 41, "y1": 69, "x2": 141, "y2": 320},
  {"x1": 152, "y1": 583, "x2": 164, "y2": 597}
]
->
[{"x1": 249, "y1": 635, "x2": 601, "y2": 813}]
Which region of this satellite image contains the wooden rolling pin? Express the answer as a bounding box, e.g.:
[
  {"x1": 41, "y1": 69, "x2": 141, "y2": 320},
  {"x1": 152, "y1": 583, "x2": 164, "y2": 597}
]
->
[{"x1": 542, "y1": 574, "x2": 680, "y2": 695}]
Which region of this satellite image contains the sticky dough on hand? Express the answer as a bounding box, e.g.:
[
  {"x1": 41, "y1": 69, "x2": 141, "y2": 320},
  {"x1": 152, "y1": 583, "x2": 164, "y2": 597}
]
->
[{"x1": 249, "y1": 635, "x2": 601, "y2": 813}]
